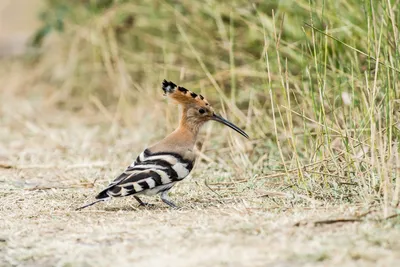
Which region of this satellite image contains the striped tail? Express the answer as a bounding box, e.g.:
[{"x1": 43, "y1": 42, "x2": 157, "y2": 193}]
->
[
  {"x1": 75, "y1": 199, "x2": 107, "y2": 211},
  {"x1": 95, "y1": 188, "x2": 110, "y2": 199}
]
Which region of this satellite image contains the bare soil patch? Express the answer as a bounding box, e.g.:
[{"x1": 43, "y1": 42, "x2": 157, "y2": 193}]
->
[{"x1": 1, "y1": 97, "x2": 400, "y2": 267}]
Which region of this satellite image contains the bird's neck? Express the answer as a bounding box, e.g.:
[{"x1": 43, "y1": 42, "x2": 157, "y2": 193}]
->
[
  {"x1": 158, "y1": 125, "x2": 197, "y2": 154},
  {"x1": 148, "y1": 112, "x2": 201, "y2": 157},
  {"x1": 163, "y1": 112, "x2": 202, "y2": 149},
  {"x1": 155, "y1": 110, "x2": 203, "y2": 152},
  {"x1": 171, "y1": 126, "x2": 197, "y2": 147},
  {"x1": 178, "y1": 109, "x2": 205, "y2": 138}
]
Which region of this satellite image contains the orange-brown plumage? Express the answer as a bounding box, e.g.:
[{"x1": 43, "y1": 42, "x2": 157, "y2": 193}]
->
[
  {"x1": 161, "y1": 80, "x2": 214, "y2": 142},
  {"x1": 162, "y1": 80, "x2": 210, "y2": 107},
  {"x1": 76, "y1": 80, "x2": 248, "y2": 210}
]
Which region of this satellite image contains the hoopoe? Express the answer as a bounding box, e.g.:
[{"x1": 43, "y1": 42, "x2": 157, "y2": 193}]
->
[{"x1": 76, "y1": 80, "x2": 248, "y2": 210}]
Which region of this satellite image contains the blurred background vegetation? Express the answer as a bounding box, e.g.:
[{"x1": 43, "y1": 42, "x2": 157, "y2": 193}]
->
[{"x1": 2, "y1": 0, "x2": 400, "y2": 211}]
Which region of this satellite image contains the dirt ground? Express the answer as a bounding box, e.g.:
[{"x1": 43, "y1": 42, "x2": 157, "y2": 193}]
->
[
  {"x1": 0, "y1": 93, "x2": 399, "y2": 267},
  {"x1": 0, "y1": 1, "x2": 399, "y2": 266}
]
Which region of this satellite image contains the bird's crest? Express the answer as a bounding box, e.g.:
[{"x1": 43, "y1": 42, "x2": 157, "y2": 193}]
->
[{"x1": 162, "y1": 80, "x2": 210, "y2": 107}]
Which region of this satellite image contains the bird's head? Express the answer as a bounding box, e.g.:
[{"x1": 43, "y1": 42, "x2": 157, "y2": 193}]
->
[{"x1": 162, "y1": 80, "x2": 248, "y2": 139}]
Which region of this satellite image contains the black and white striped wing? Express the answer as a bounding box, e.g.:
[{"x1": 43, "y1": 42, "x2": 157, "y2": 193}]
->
[{"x1": 96, "y1": 149, "x2": 193, "y2": 199}]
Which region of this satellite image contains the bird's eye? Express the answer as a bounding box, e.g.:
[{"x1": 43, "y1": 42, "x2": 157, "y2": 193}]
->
[{"x1": 199, "y1": 108, "x2": 206, "y2": 114}]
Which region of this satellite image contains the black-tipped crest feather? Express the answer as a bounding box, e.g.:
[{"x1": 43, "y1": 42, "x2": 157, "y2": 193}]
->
[
  {"x1": 76, "y1": 79, "x2": 248, "y2": 211},
  {"x1": 161, "y1": 80, "x2": 211, "y2": 106},
  {"x1": 162, "y1": 80, "x2": 177, "y2": 94}
]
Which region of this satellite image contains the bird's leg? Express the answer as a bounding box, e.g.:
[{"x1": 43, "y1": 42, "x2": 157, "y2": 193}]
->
[
  {"x1": 160, "y1": 190, "x2": 179, "y2": 209},
  {"x1": 134, "y1": 196, "x2": 153, "y2": 207}
]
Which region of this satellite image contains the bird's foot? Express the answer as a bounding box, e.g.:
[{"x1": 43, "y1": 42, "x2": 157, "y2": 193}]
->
[
  {"x1": 138, "y1": 202, "x2": 155, "y2": 207},
  {"x1": 160, "y1": 192, "x2": 180, "y2": 209},
  {"x1": 134, "y1": 196, "x2": 154, "y2": 207}
]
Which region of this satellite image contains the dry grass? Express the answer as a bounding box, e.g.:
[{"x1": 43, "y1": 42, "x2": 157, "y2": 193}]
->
[
  {"x1": 1, "y1": 0, "x2": 400, "y2": 266},
  {"x1": 1, "y1": 63, "x2": 400, "y2": 266}
]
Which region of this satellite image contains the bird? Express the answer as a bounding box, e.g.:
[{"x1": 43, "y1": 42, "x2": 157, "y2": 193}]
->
[{"x1": 76, "y1": 80, "x2": 248, "y2": 210}]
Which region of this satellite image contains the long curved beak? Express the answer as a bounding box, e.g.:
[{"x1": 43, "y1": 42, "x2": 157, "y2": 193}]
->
[{"x1": 212, "y1": 113, "x2": 249, "y2": 139}]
